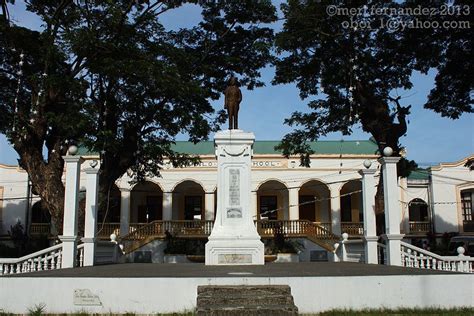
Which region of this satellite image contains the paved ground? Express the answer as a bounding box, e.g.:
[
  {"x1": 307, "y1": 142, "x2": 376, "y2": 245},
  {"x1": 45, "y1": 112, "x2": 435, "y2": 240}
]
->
[{"x1": 5, "y1": 262, "x2": 460, "y2": 278}]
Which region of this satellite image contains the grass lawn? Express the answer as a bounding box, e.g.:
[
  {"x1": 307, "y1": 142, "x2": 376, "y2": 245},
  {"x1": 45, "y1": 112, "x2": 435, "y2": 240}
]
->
[
  {"x1": 2, "y1": 307, "x2": 473, "y2": 315},
  {"x1": 302, "y1": 308, "x2": 474, "y2": 316}
]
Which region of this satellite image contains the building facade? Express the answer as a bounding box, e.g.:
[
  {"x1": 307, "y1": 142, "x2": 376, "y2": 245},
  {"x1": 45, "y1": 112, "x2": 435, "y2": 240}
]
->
[{"x1": 0, "y1": 139, "x2": 473, "y2": 242}]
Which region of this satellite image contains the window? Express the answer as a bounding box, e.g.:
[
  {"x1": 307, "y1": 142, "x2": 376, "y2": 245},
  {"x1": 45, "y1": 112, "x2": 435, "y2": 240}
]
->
[
  {"x1": 461, "y1": 191, "x2": 472, "y2": 221},
  {"x1": 461, "y1": 191, "x2": 474, "y2": 232}
]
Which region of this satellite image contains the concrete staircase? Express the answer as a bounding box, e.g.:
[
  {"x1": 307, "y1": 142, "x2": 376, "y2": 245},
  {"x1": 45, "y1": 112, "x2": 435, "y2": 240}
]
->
[{"x1": 196, "y1": 285, "x2": 298, "y2": 315}]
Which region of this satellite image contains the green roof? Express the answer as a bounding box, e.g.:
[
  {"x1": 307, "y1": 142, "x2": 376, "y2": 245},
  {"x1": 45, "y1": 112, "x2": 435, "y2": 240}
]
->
[
  {"x1": 78, "y1": 139, "x2": 379, "y2": 156},
  {"x1": 408, "y1": 169, "x2": 430, "y2": 180},
  {"x1": 171, "y1": 139, "x2": 378, "y2": 155}
]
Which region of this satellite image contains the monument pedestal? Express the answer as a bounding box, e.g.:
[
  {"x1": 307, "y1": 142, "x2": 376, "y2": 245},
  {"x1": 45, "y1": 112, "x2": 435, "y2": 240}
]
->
[{"x1": 205, "y1": 130, "x2": 264, "y2": 265}]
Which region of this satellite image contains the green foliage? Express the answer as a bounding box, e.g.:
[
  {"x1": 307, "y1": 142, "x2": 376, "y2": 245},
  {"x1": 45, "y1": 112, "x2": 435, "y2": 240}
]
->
[
  {"x1": 273, "y1": 1, "x2": 473, "y2": 174},
  {"x1": 8, "y1": 220, "x2": 27, "y2": 254},
  {"x1": 27, "y1": 303, "x2": 46, "y2": 316},
  {"x1": 0, "y1": 309, "x2": 14, "y2": 316},
  {"x1": 0, "y1": 1, "x2": 277, "y2": 227},
  {"x1": 2, "y1": 222, "x2": 51, "y2": 257}
]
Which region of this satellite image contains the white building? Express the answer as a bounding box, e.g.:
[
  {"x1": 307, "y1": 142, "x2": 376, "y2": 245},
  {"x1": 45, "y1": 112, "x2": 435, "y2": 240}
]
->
[{"x1": 0, "y1": 139, "x2": 473, "y2": 255}]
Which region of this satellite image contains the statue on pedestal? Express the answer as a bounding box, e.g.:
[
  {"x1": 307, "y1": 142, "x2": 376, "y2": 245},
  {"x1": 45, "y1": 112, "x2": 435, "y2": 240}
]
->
[{"x1": 224, "y1": 76, "x2": 242, "y2": 130}]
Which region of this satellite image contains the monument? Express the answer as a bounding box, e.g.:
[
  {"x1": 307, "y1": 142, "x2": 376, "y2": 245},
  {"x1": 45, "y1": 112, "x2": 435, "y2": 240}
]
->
[{"x1": 205, "y1": 77, "x2": 264, "y2": 265}]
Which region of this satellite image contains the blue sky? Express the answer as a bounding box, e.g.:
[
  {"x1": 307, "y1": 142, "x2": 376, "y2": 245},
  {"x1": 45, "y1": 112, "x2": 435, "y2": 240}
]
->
[{"x1": 1, "y1": 1, "x2": 473, "y2": 166}]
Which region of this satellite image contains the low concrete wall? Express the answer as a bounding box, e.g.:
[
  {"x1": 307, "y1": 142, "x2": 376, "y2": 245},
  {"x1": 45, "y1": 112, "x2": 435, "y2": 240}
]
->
[{"x1": 1, "y1": 274, "x2": 472, "y2": 314}]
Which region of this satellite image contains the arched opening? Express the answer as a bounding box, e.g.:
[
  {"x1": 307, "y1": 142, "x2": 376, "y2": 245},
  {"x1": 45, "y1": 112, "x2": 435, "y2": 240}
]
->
[
  {"x1": 408, "y1": 198, "x2": 429, "y2": 222},
  {"x1": 298, "y1": 180, "x2": 330, "y2": 225},
  {"x1": 408, "y1": 198, "x2": 431, "y2": 234},
  {"x1": 131, "y1": 181, "x2": 163, "y2": 223},
  {"x1": 257, "y1": 180, "x2": 288, "y2": 220},
  {"x1": 340, "y1": 180, "x2": 363, "y2": 235},
  {"x1": 173, "y1": 180, "x2": 205, "y2": 220},
  {"x1": 31, "y1": 200, "x2": 51, "y2": 224},
  {"x1": 460, "y1": 189, "x2": 473, "y2": 232},
  {"x1": 30, "y1": 200, "x2": 51, "y2": 236}
]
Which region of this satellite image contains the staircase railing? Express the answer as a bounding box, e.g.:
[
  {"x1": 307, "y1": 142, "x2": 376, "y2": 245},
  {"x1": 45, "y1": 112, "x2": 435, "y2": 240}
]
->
[
  {"x1": 119, "y1": 220, "x2": 214, "y2": 253},
  {"x1": 255, "y1": 220, "x2": 340, "y2": 252},
  {"x1": 302, "y1": 221, "x2": 341, "y2": 252},
  {"x1": 0, "y1": 244, "x2": 63, "y2": 275},
  {"x1": 0, "y1": 243, "x2": 87, "y2": 275},
  {"x1": 400, "y1": 241, "x2": 473, "y2": 273}
]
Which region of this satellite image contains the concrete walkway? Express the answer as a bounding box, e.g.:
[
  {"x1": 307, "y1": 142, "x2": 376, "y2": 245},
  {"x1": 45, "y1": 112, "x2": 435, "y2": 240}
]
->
[{"x1": 6, "y1": 261, "x2": 460, "y2": 278}]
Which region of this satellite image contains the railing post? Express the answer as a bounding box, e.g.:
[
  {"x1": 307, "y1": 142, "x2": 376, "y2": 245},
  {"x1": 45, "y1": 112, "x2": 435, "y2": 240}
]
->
[
  {"x1": 359, "y1": 166, "x2": 378, "y2": 264},
  {"x1": 82, "y1": 162, "x2": 100, "y2": 266},
  {"x1": 59, "y1": 150, "x2": 82, "y2": 268},
  {"x1": 379, "y1": 154, "x2": 404, "y2": 266}
]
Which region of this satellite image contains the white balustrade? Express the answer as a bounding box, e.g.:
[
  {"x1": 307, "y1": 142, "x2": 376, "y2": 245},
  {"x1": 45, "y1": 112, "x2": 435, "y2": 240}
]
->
[
  {"x1": 0, "y1": 244, "x2": 62, "y2": 275},
  {"x1": 0, "y1": 243, "x2": 87, "y2": 275},
  {"x1": 400, "y1": 241, "x2": 473, "y2": 273}
]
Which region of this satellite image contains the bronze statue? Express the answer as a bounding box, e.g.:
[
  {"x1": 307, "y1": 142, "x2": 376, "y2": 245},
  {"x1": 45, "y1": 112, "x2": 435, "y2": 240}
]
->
[{"x1": 224, "y1": 76, "x2": 242, "y2": 130}]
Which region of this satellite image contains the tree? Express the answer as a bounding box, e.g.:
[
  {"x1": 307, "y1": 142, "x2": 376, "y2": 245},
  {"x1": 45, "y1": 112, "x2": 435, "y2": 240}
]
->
[
  {"x1": 273, "y1": 0, "x2": 473, "y2": 217},
  {"x1": 0, "y1": 0, "x2": 277, "y2": 233}
]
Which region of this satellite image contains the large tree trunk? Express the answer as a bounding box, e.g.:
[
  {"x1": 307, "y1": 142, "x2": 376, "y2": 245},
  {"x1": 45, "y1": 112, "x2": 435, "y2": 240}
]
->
[
  {"x1": 354, "y1": 83, "x2": 410, "y2": 234},
  {"x1": 14, "y1": 140, "x2": 66, "y2": 235}
]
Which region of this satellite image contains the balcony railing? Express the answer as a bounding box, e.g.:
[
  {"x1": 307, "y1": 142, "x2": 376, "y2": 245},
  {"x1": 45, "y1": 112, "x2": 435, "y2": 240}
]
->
[
  {"x1": 96, "y1": 223, "x2": 151, "y2": 238},
  {"x1": 341, "y1": 222, "x2": 364, "y2": 236},
  {"x1": 409, "y1": 221, "x2": 431, "y2": 234},
  {"x1": 119, "y1": 220, "x2": 340, "y2": 254},
  {"x1": 29, "y1": 223, "x2": 51, "y2": 236}
]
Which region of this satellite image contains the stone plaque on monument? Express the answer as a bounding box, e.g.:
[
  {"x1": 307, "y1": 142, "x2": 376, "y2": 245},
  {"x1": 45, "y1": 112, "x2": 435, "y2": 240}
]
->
[{"x1": 229, "y1": 168, "x2": 240, "y2": 206}]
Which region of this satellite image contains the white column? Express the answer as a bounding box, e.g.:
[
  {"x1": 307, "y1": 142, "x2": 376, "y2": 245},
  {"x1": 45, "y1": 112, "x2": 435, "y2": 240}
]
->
[
  {"x1": 329, "y1": 184, "x2": 341, "y2": 235},
  {"x1": 120, "y1": 189, "x2": 131, "y2": 236},
  {"x1": 82, "y1": 164, "x2": 99, "y2": 266},
  {"x1": 59, "y1": 155, "x2": 82, "y2": 268},
  {"x1": 289, "y1": 187, "x2": 299, "y2": 220},
  {"x1": 162, "y1": 192, "x2": 173, "y2": 220},
  {"x1": 359, "y1": 168, "x2": 378, "y2": 264},
  {"x1": 205, "y1": 191, "x2": 215, "y2": 221},
  {"x1": 380, "y1": 156, "x2": 404, "y2": 266}
]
